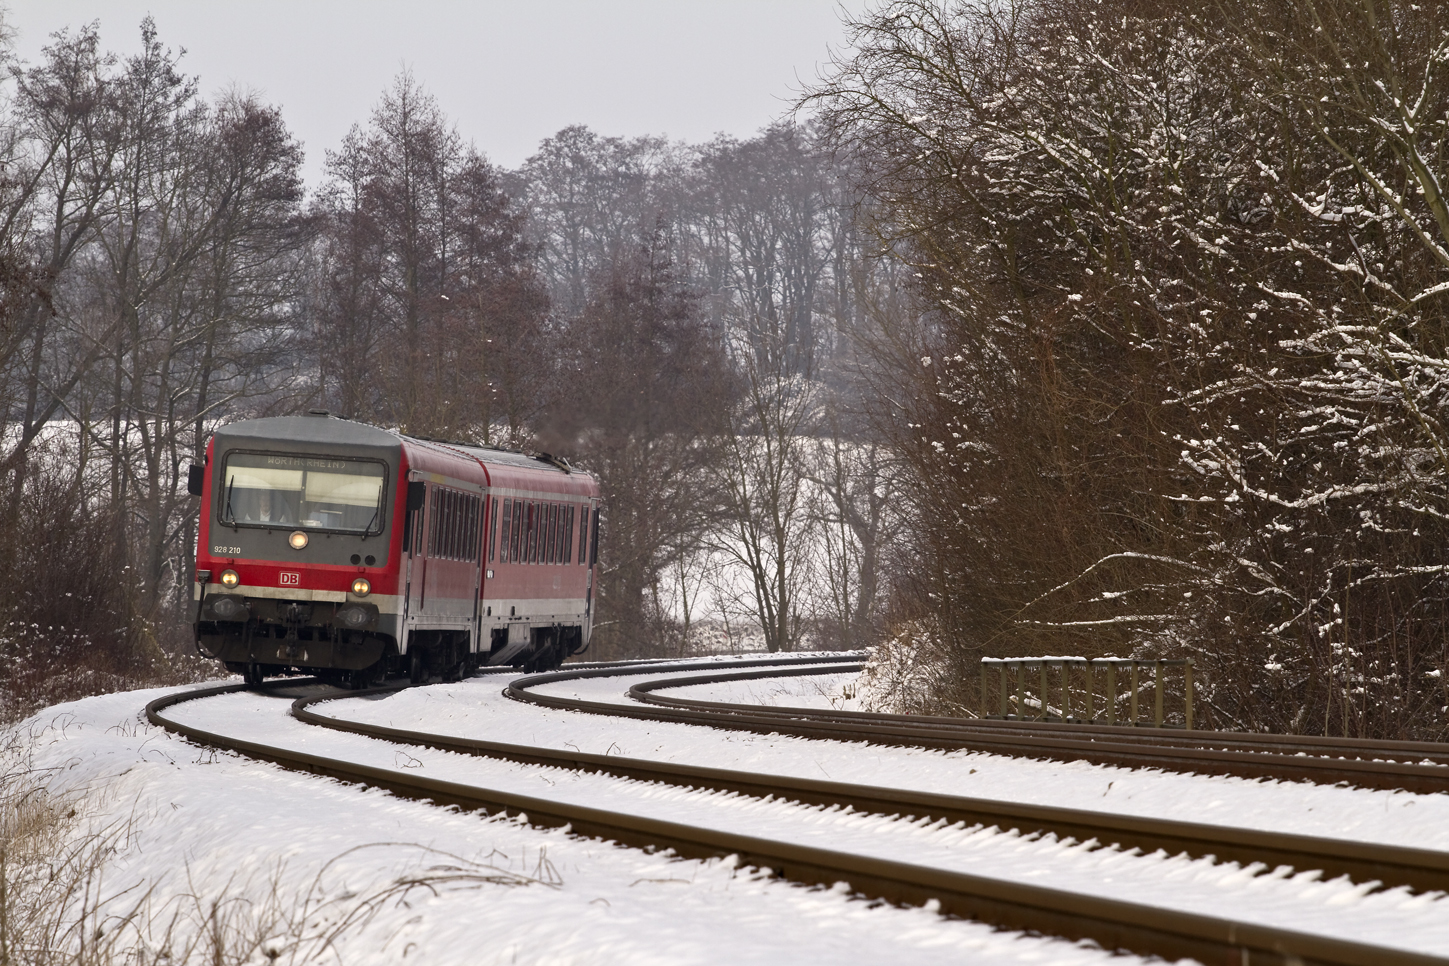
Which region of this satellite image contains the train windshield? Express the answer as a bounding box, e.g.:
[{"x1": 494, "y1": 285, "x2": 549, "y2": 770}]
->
[{"x1": 220, "y1": 452, "x2": 386, "y2": 533}]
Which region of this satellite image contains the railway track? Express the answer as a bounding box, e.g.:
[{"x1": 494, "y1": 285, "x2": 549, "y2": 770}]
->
[
  {"x1": 145, "y1": 659, "x2": 1449, "y2": 966},
  {"x1": 510, "y1": 660, "x2": 1449, "y2": 793}
]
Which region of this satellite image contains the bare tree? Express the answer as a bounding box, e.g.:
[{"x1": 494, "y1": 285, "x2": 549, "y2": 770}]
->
[{"x1": 538, "y1": 238, "x2": 731, "y2": 658}]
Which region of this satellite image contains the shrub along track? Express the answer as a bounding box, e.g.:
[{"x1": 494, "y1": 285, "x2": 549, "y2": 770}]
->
[{"x1": 145, "y1": 658, "x2": 1449, "y2": 966}]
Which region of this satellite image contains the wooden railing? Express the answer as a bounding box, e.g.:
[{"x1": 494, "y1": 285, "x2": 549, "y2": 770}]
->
[{"x1": 980, "y1": 657, "x2": 1194, "y2": 729}]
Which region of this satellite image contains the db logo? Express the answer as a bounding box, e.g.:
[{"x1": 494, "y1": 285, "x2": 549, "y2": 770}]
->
[{"x1": 279, "y1": 572, "x2": 301, "y2": 586}]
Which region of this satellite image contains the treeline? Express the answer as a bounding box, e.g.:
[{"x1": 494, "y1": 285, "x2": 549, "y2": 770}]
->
[
  {"x1": 0, "y1": 19, "x2": 894, "y2": 719},
  {"x1": 811, "y1": 0, "x2": 1449, "y2": 738}
]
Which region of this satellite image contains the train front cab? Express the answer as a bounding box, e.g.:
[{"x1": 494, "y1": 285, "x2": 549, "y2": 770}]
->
[{"x1": 193, "y1": 416, "x2": 409, "y2": 686}]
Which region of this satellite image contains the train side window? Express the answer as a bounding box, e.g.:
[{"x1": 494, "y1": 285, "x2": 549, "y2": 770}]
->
[
  {"x1": 518, "y1": 502, "x2": 527, "y2": 564},
  {"x1": 570, "y1": 506, "x2": 582, "y2": 567},
  {"x1": 589, "y1": 507, "x2": 599, "y2": 565},
  {"x1": 450, "y1": 491, "x2": 460, "y2": 560},
  {"x1": 463, "y1": 494, "x2": 473, "y2": 561},
  {"x1": 427, "y1": 488, "x2": 439, "y2": 556},
  {"x1": 451, "y1": 491, "x2": 461, "y2": 559},
  {"x1": 515, "y1": 498, "x2": 527, "y2": 559},
  {"x1": 438, "y1": 490, "x2": 449, "y2": 559},
  {"x1": 526, "y1": 502, "x2": 537, "y2": 563},
  {"x1": 489, "y1": 498, "x2": 499, "y2": 562},
  {"x1": 469, "y1": 494, "x2": 481, "y2": 561},
  {"x1": 542, "y1": 504, "x2": 552, "y2": 565},
  {"x1": 550, "y1": 504, "x2": 560, "y2": 564},
  {"x1": 500, "y1": 498, "x2": 512, "y2": 562},
  {"x1": 546, "y1": 504, "x2": 556, "y2": 564},
  {"x1": 424, "y1": 488, "x2": 433, "y2": 555},
  {"x1": 562, "y1": 506, "x2": 573, "y2": 564}
]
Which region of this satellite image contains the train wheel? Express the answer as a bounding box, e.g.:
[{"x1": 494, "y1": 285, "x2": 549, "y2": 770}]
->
[
  {"x1": 409, "y1": 648, "x2": 425, "y2": 685},
  {"x1": 243, "y1": 662, "x2": 264, "y2": 687}
]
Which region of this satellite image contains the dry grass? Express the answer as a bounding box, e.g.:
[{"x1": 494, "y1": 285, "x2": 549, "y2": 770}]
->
[{"x1": 0, "y1": 736, "x2": 553, "y2": 965}]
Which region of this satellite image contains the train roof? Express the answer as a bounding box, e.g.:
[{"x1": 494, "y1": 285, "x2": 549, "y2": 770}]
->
[
  {"x1": 215, "y1": 415, "x2": 399, "y2": 450},
  {"x1": 211, "y1": 414, "x2": 594, "y2": 485}
]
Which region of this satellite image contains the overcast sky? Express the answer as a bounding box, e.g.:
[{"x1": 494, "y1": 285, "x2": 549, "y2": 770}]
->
[{"x1": 7, "y1": 1, "x2": 866, "y2": 189}]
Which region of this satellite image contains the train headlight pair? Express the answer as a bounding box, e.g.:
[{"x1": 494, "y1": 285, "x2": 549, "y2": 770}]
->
[
  {"x1": 350, "y1": 577, "x2": 371, "y2": 597},
  {"x1": 220, "y1": 569, "x2": 240, "y2": 588}
]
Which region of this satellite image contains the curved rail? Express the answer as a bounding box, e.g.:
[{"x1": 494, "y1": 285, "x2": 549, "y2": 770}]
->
[
  {"x1": 299, "y1": 673, "x2": 1449, "y2": 896},
  {"x1": 506, "y1": 662, "x2": 1449, "y2": 793},
  {"x1": 145, "y1": 679, "x2": 1448, "y2": 966}
]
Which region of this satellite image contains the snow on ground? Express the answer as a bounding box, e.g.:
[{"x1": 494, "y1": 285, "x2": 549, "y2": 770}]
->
[
  {"x1": 659, "y1": 669, "x2": 865, "y2": 711},
  {"x1": 430, "y1": 661, "x2": 1449, "y2": 855},
  {"x1": 190, "y1": 674, "x2": 1449, "y2": 956},
  {"x1": 12, "y1": 657, "x2": 1449, "y2": 963},
  {"x1": 6, "y1": 685, "x2": 1135, "y2": 966}
]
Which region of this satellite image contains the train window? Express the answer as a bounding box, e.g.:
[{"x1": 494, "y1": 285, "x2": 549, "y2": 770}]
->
[
  {"x1": 526, "y1": 502, "x2": 537, "y2": 563},
  {"x1": 589, "y1": 507, "x2": 599, "y2": 565},
  {"x1": 555, "y1": 505, "x2": 566, "y2": 563},
  {"x1": 449, "y1": 492, "x2": 460, "y2": 559},
  {"x1": 220, "y1": 452, "x2": 386, "y2": 533},
  {"x1": 446, "y1": 492, "x2": 457, "y2": 559},
  {"x1": 568, "y1": 506, "x2": 576, "y2": 562},
  {"x1": 464, "y1": 495, "x2": 475, "y2": 561},
  {"x1": 469, "y1": 494, "x2": 481, "y2": 560},
  {"x1": 500, "y1": 499, "x2": 512, "y2": 562},
  {"x1": 570, "y1": 506, "x2": 582, "y2": 567},
  {"x1": 565, "y1": 506, "x2": 574, "y2": 562},
  {"x1": 546, "y1": 504, "x2": 557, "y2": 564},
  {"x1": 515, "y1": 498, "x2": 527, "y2": 559},
  {"x1": 489, "y1": 498, "x2": 499, "y2": 562},
  {"x1": 427, "y1": 488, "x2": 440, "y2": 556},
  {"x1": 554, "y1": 505, "x2": 564, "y2": 563},
  {"x1": 450, "y1": 491, "x2": 460, "y2": 559},
  {"x1": 449, "y1": 491, "x2": 459, "y2": 559},
  {"x1": 431, "y1": 489, "x2": 443, "y2": 558}
]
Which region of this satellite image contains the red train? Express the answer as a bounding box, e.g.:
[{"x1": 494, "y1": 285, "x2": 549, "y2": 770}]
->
[{"x1": 189, "y1": 413, "x2": 599, "y2": 686}]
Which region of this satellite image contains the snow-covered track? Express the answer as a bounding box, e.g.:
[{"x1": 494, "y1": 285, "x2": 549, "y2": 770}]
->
[
  {"x1": 512, "y1": 662, "x2": 1449, "y2": 794},
  {"x1": 147, "y1": 677, "x2": 1447, "y2": 966},
  {"x1": 300, "y1": 676, "x2": 1449, "y2": 896}
]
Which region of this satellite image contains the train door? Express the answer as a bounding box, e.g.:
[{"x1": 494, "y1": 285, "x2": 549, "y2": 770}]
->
[{"x1": 401, "y1": 478, "x2": 428, "y2": 651}]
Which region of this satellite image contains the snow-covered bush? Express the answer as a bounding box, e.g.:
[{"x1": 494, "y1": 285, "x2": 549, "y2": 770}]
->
[{"x1": 811, "y1": 0, "x2": 1449, "y2": 737}]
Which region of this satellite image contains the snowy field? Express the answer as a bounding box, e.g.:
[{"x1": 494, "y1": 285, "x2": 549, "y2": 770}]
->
[{"x1": 8, "y1": 658, "x2": 1449, "y2": 962}]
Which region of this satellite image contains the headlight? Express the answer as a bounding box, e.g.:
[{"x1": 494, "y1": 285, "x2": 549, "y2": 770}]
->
[
  {"x1": 351, "y1": 577, "x2": 371, "y2": 597},
  {"x1": 288, "y1": 530, "x2": 309, "y2": 550},
  {"x1": 220, "y1": 569, "x2": 240, "y2": 588}
]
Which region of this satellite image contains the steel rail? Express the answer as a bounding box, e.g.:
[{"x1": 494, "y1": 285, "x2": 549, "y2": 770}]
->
[
  {"x1": 295, "y1": 682, "x2": 1449, "y2": 895},
  {"x1": 144, "y1": 682, "x2": 1448, "y2": 966},
  {"x1": 506, "y1": 662, "x2": 1449, "y2": 793},
  {"x1": 639, "y1": 676, "x2": 1449, "y2": 767}
]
